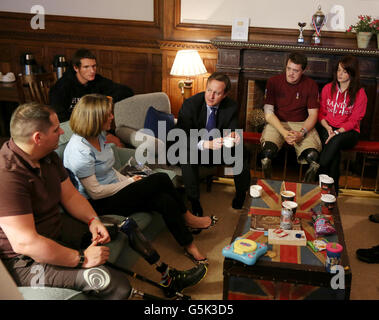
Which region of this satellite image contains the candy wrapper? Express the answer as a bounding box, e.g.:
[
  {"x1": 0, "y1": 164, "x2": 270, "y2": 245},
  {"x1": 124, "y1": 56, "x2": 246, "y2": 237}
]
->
[
  {"x1": 307, "y1": 239, "x2": 329, "y2": 252},
  {"x1": 312, "y1": 213, "x2": 336, "y2": 237}
]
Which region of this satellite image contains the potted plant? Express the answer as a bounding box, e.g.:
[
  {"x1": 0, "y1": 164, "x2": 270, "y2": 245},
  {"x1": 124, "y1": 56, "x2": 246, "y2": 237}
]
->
[
  {"x1": 347, "y1": 15, "x2": 373, "y2": 48},
  {"x1": 370, "y1": 18, "x2": 379, "y2": 49}
]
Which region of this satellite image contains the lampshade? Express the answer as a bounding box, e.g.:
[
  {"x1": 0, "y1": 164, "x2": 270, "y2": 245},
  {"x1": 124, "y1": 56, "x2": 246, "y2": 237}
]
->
[{"x1": 170, "y1": 50, "x2": 207, "y2": 77}]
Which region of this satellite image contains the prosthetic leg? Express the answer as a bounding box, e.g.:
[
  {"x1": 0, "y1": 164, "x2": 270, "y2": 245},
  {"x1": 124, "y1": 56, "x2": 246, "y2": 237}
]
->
[
  {"x1": 261, "y1": 141, "x2": 278, "y2": 179},
  {"x1": 301, "y1": 148, "x2": 320, "y2": 183},
  {"x1": 104, "y1": 217, "x2": 206, "y2": 299},
  {"x1": 107, "y1": 263, "x2": 191, "y2": 300},
  {"x1": 119, "y1": 217, "x2": 160, "y2": 265}
]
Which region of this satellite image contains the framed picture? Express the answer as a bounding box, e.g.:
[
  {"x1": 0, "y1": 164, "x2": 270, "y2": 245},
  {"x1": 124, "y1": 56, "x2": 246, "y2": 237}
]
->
[{"x1": 231, "y1": 17, "x2": 249, "y2": 41}]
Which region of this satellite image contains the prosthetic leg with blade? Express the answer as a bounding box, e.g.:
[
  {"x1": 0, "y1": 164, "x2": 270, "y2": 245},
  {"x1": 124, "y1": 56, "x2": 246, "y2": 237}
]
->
[{"x1": 102, "y1": 217, "x2": 200, "y2": 300}]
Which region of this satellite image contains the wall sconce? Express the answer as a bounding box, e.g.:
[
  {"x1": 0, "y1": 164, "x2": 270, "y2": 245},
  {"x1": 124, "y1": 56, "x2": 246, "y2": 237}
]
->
[{"x1": 170, "y1": 50, "x2": 207, "y2": 100}]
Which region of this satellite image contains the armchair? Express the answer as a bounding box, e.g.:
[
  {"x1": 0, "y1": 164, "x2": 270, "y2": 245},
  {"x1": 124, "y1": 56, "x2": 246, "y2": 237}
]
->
[{"x1": 114, "y1": 92, "x2": 217, "y2": 190}]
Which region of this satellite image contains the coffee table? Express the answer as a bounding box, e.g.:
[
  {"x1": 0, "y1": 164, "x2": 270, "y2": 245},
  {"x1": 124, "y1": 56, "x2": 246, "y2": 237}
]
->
[{"x1": 223, "y1": 179, "x2": 352, "y2": 300}]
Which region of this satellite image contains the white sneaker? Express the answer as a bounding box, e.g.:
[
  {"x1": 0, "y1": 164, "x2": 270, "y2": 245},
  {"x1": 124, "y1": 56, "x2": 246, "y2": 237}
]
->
[{"x1": 1, "y1": 72, "x2": 16, "y2": 82}]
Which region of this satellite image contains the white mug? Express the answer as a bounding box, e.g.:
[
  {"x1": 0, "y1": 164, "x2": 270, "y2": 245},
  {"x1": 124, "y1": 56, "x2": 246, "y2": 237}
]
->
[
  {"x1": 250, "y1": 185, "x2": 263, "y2": 198},
  {"x1": 223, "y1": 137, "x2": 235, "y2": 148}
]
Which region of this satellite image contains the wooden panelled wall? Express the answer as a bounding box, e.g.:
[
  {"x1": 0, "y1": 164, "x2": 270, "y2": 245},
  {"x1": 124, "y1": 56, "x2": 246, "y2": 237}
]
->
[{"x1": 0, "y1": 0, "x2": 370, "y2": 116}]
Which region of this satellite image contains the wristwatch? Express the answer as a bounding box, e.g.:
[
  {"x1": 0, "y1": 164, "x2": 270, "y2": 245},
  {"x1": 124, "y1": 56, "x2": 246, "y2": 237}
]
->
[
  {"x1": 334, "y1": 130, "x2": 340, "y2": 135},
  {"x1": 300, "y1": 127, "x2": 308, "y2": 138},
  {"x1": 76, "y1": 250, "x2": 85, "y2": 268}
]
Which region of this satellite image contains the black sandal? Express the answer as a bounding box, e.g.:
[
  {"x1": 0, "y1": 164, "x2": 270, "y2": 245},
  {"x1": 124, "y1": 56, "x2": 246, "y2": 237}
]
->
[
  {"x1": 188, "y1": 215, "x2": 218, "y2": 234},
  {"x1": 184, "y1": 249, "x2": 209, "y2": 266},
  {"x1": 369, "y1": 214, "x2": 379, "y2": 223}
]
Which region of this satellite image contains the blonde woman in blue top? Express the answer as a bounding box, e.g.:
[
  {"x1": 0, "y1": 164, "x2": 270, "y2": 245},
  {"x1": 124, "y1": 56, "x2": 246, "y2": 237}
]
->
[{"x1": 64, "y1": 94, "x2": 217, "y2": 265}]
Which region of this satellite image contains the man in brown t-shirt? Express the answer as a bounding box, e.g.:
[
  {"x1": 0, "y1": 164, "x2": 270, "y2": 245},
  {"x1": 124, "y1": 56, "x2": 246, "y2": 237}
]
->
[
  {"x1": 0, "y1": 103, "x2": 131, "y2": 298},
  {"x1": 260, "y1": 52, "x2": 322, "y2": 182}
]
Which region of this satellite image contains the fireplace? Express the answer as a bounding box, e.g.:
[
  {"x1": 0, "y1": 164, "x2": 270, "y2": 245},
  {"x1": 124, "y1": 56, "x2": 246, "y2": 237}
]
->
[{"x1": 246, "y1": 80, "x2": 265, "y2": 132}]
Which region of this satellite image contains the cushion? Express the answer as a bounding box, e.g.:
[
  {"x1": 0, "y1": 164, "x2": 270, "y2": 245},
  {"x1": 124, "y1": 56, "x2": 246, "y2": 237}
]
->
[
  {"x1": 116, "y1": 126, "x2": 166, "y2": 160},
  {"x1": 115, "y1": 126, "x2": 139, "y2": 147},
  {"x1": 143, "y1": 106, "x2": 174, "y2": 140},
  {"x1": 352, "y1": 140, "x2": 379, "y2": 154},
  {"x1": 111, "y1": 143, "x2": 122, "y2": 170},
  {"x1": 114, "y1": 92, "x2": 171, "y2": 130}
]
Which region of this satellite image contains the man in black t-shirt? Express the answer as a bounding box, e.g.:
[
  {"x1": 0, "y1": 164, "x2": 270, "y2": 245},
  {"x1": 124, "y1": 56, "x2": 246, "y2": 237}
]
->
[{"x1": 49, "y1": 48, "x2": 134, "y2": 147}]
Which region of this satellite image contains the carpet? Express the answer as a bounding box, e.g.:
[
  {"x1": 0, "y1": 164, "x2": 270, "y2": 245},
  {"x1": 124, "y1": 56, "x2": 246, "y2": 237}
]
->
[{"x1": 127, "y1": 181, "x2": 379, "y2": 300}]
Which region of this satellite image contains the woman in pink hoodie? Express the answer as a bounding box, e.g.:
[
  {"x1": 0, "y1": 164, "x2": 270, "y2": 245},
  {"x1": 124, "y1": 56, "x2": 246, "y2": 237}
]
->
[{"x1": 318, "y1": 56, "x2": 367, "y2": 195}]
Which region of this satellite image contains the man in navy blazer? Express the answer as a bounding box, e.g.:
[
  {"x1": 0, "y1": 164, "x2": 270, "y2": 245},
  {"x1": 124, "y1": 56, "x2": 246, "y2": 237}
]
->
[{"x1": 176, "y1": 72, "x2": 251, "y2": 216}]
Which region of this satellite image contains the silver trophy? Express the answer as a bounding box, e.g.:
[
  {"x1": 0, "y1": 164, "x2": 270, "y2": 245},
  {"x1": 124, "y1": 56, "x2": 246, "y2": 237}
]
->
[
  {"x1": 311, "y1": 5, "x2": 326, "y2": 45},
  {"x1": 297, "y1": 22, "x2": 306, "y2": 44}
]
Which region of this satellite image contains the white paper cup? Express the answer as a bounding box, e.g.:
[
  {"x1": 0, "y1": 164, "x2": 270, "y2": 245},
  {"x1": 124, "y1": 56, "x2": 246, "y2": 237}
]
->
[
  {"x1": 280, "y1": 190, "x2": 295, "y2": 202},
  {"x1": 319, "y1": 174, "x2": 329, "y2": 187},
  {"x1": 282, "y1": 201, "x2": 298, "y2": 214},
  {"x1": 250, "y1": 185, "x2": 263, "y2": 198},
  {"x1": 223, "y1": 137, "x2": 235, "y2": 148},
  {"x1": 321, "y1": 176, "x2": 334, "y2": 194},
  {"x1": 321, "y1": 194, "x2": 336, "y2": 213}
]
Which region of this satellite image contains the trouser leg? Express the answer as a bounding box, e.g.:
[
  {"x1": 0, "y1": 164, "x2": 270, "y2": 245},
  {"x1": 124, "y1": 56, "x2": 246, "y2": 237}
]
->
[
  {"x1": 233, "y1": 145, "x2": 251, "y2": 195},
  {"x1": 318, "y1": 125, "x2": 359, "y2": 193},
  {"x1": 3, "y1": 255, "x2": 132, "y2": 300},
  {"x1": 90, "y1": 172, "x2": 193, "y2": 247},
  {"x1": 181, "y1": 163, "x2": 200, "y2": 200},
  {"x1": 319, "y1": 128, "x2": 359, "y2": 168},
  {"x1": 329, "y1": 152, "x2": 341, "y2": 193},
  {"x1": 150, "y1": 192, "x2": 193, "y2": 247}
]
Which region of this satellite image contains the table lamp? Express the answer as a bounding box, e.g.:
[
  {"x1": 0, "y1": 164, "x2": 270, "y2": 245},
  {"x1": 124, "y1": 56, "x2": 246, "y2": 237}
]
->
[{"x1": 170, "y1": 50, "x2": 207, "y2": 100}]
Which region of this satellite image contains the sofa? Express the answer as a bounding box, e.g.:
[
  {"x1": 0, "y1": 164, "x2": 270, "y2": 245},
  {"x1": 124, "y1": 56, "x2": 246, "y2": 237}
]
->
[{"x1": 15, "y1": 121, "x2": 167, "y2": 300}]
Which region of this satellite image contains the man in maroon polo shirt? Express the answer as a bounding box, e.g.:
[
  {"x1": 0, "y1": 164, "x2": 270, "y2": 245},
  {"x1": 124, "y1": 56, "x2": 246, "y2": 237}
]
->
[{"x1": 260, "y1": 52, "x2": 322, "y2": 182}]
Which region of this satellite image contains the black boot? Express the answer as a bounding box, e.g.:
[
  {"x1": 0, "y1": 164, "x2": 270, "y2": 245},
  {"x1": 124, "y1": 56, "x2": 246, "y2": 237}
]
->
[
  {"x1": 356, "y1": 245, "x2": 379, "y2": 263},
  {"x1": 160, "y1": 264, "x2": 207, "y2": 297}
]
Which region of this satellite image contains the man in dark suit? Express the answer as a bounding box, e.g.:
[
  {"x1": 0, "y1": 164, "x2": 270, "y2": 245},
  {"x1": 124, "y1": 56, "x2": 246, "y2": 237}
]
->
[{"x1": 176, "y1": 72, "x2": 251, "y2": 216}]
